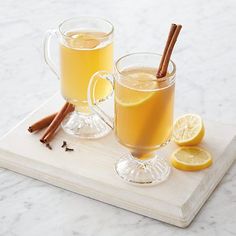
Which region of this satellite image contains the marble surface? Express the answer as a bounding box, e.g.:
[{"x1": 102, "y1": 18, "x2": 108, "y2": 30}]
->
[{"x1": 0, "y1": 0, "x2": 236, "y2": 235}]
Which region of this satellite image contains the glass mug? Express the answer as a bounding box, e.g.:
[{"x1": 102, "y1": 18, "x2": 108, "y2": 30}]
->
[
  {"x1": 88, "y1": 53, "x2": 176, "y2": 185},
  {"x1": 44, "y1": 17, "x2": 114, "y2": 138}
]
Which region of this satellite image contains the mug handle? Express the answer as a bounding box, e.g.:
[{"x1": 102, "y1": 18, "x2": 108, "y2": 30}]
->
[
  {"x1": 43, "y1": 29, "x2": 60, "y2": 79},
  {"x1": 87, "y1": 71, "x2": 115, "y2": 129}
]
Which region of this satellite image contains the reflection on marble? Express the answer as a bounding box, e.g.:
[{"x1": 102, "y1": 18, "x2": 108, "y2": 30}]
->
[{"x1": 0, "y1": 0, "x2": 236, "y2": 235}]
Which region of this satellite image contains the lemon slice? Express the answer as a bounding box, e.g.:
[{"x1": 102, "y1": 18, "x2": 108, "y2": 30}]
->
[
  {"x1": 173, "y1": 114, "x2": 205, "y2": 146},
  {"x1": 69, "y1": 32, "x2": 100, "y2": 49},
  {"x1": 115, "y1": 72, "x2": 157, "y2": 107},
  {"x1": 171, "y1": 147, "x2": 212, "y2": 171},
  {"x1": 75, "y1": 35, "x2": 100, "y2": 49}
]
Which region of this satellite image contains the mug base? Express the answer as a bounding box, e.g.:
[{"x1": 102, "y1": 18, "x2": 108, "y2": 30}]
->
[
  {"x1": 61, "y1": 111, "x2": 111, "y2": 139},
  {"x1": 115, "y1": 153, "x2": 171, "y2": 186}
]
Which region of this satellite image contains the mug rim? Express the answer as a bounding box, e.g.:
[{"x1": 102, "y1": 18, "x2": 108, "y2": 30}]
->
[
  {"x1": 58, "y1": 16, "x2": 114, "y2": 39},
  {"x1": 115, "y1": 52, "x2": 176, "y2": 80}
]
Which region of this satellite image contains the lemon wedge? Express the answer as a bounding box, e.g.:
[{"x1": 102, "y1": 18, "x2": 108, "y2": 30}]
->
[
  {"x1": 171, "y1": 147, "x2": 212, "y2": 171},
  {"x1": 173, "y1": 114, "x2": 205, "y2": 146}
]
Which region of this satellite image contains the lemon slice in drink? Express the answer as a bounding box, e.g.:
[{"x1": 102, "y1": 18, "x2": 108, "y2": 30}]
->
[
  {"x1": 171, "y1": 147, "x2": 212, "y2": 171},
  {"x1": 173, "y1": 114, "x2": 205, "y2": 146},
  {"x1": 70, "y1": 32, "x2": 100, "y2": 49},
  {"x1": 115, "y1": 72, "x2": 157, "y2": 107}
]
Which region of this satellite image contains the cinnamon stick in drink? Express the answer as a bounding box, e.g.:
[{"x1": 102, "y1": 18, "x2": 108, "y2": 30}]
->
[
  {"x1": 156, "y1": 24, "x2": 177, "y2": 78},
  {"x1": 156, "y1": 24, "x2": 182, "y2": 78},
  {"x1": 160, "y1": 25, "x2": 182, "y2": 77}
]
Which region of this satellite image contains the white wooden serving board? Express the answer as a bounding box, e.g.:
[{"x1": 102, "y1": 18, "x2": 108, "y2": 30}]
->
[{"x1": 0, "y1": 94, "x2": 236, "y2": 228}]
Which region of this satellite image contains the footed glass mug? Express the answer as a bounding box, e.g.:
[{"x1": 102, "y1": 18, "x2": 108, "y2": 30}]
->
[
  {"x1": 44, "y1": 17, "x2": 114, "y2": 138},
  {"x1": 88, "y1": 53, "x2": 176, "y2": 185}
]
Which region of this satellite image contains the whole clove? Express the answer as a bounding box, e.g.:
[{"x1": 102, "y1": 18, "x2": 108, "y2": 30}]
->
[
  {"x1": 65, "y1": 147, "x2": 74, "y2": 152},
  {"x1": 46, "y1": 143, "x2": 52, "y2": 150},
  {"x1": 61, "y1": 141, "x2": 67, "y2": 148}
]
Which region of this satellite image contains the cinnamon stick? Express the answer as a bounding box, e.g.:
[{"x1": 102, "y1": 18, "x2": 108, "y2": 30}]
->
[
  {"x1": 40, "y1": 102, "x2": 69, "y2": 142},
  {"x1": 28, "y1": 112, "x2": 57, "y2": 133},
  {"x1": 156, "y1": 24, "x2": 182, "y2": 78},
  {"x1": 156, "y1": 24, "x2": 177, "y2": 78},
  {"x1": 40, "y1": 103, "x2": 74, "y2": 143}
]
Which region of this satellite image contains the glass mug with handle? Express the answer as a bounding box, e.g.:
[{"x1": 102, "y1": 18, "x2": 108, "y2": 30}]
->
[
  {"x1": 44, "y1": 17, "x2": 114, "y2": 138},
  {"x1": 88, "y1": 52, "x2": 176, "y2": 185}
]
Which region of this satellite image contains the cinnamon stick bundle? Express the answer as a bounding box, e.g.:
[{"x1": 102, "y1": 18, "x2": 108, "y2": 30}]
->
[
  {"x1": 156, "y1": 24, "x2": 182, "y2": 78},
  {"x1": 40, "y1": 102, "x2": 74, "y2": 144},
  {"x1": 28, "y1": 102, "x2": 74, "y2": 144}
]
